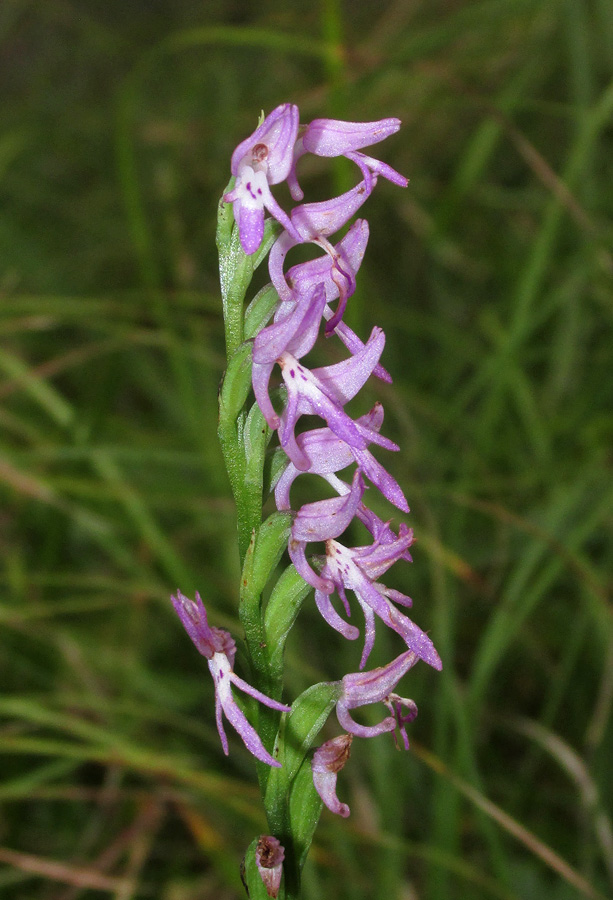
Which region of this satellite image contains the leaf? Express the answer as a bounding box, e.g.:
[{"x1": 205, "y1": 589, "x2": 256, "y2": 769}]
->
[
  {"x1": 244, "y1": 400, "x2": 273, "y2": 492},
  {"x1": 265, "y1": 566, "x2": 312, "y2": 678},
  {"x1": 288, "y1": 757, "x2": 324, "y2": 871},
  {"x1": 245, "y1": 284, "x2": 282, "y2": 340},
  {"x1": 241, "y1": 512, "x2": 293, "y2": 607},
  {"x1": 219, "y1": 342, "x2": 253, "y2": 424}
]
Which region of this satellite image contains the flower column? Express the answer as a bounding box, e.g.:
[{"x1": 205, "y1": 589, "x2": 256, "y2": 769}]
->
[{"x1": 172, "y1": 105, "x2": 440, "y2": 900}]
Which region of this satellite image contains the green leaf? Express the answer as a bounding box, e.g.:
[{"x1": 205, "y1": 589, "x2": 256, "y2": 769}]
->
[
  {"x1": 219, "y1": 342, "x2": 253, "y2": 424},
  {"x1": 265, "y1": 683, "x2": 340, "y2": 823},
  {"x1": 279, "y1": 683, "x2": 341, "y2": 783},
  {"x1": 245, "y1": 283, "x2": 282, "y2": 340},
  {"x1": 262, "y1": 683, "x2": 340, "y2": 891},
  {"x1": 241, "y1": 512, "x2": 293, "y2": 607},
  {"x1": 265, "y1": 566, "x2": 312, "y2": 678},
  {"x1": 244, "y1": 400, "x2": 272, "y2": 492},
  {"x1": 217, "y1": 210, "x2": 252, "y2": 356},
  {"x1": 265, "y1": 446, "x2": 290, "y2": 495},
  {"x1": 216, "y1": 195, "x2": 281, "y2": 357},
  {"x1": 240, "y1": 512, "x2": 292, "y2": 677},
  {"x1": 288, "y1": 757, "x2": 324, "y2": 871},
  {"x1": 215, "y1": 178, "x2": 235, "y2": 253},
  {"x1": 239, "y1": 511, "x2": 293, "y2": 711}
]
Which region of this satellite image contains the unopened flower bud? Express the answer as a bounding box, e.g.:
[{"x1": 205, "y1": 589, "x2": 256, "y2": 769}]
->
[{"x1": 255, "y1": 835, "x2": 285, "y2": 898}]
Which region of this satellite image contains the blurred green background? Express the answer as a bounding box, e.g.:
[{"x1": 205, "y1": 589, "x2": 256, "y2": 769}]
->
[{"x1": 1, "y1": 0, "x2": 612, "y2": 898}]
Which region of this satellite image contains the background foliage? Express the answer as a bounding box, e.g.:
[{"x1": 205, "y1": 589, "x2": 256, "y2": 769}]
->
[{"x1": 1, "y1": 0, "x2": 612, "y2": 898}]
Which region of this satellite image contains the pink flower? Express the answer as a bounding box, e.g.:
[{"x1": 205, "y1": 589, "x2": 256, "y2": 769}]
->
[
  {"x1": 171, "y1": 592, "x2": 289, "y2": 766},
  {"x1": 336, "y1": 650, "x2": 419, "y2": 742},
  {"x1": 288, "y1": 116, "x2": 408, "y2": 201},
  {"x1": 275, "y1": 327, "x2": 386, "y2": 470},
  {"x1": 315, "y1": 532, "x2": 441, "y2": 669},
  {"x1": 224, "y1": 104, "x2": 301, "y2": 254}
]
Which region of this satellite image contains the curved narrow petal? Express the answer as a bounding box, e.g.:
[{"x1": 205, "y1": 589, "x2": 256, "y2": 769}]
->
[
  {"x1": 336, "y1": 703, "x2": 396, "y2": 739},
  {"x1": 314, "y1": 588, "x2": 360, "y2": 641},
  {"x1": 353, "y1": 448, "x2": 409, "y2": 513},
  {"x1": 262, "y1": 188, "x2": 303, "y2": 243},
  {"x1": 358, "y1": 602, "x2": 377, "y2": 669},
  {"x1": 288, "y1": 539, "x2": 333, "y2": 593},
  {"x1": 353, "y1": 576, "x2": 441, "y2": 670},
  {"x1": 229, "y1": 672, "x2": 290, "y2": 712},
  {"x1": 274, "y1": 460, "x2": 300, "y2": 509},
  {"x1": 251, "y1": 359, "x2": 280, "y2": 430},
  {"x1": 268, "y1": 229, "x2": 298, "y2": 304},
  {"x1": 214, "y1": 689, "x2": 229, "y2": 756},
  {"x1": 331, "y1": 319, "x2": 392, "y2": 383},
  {"x1": 220, "y1": 693, "x2": 281, "y2": 767},
  {"x1": 345, "y1": 149, "x2": 409, "y2": 188}
]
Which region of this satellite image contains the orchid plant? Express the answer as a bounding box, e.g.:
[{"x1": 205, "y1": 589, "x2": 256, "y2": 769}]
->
[{"x1": 171, "y1": 103, "x2": 441, "y2": 900}]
